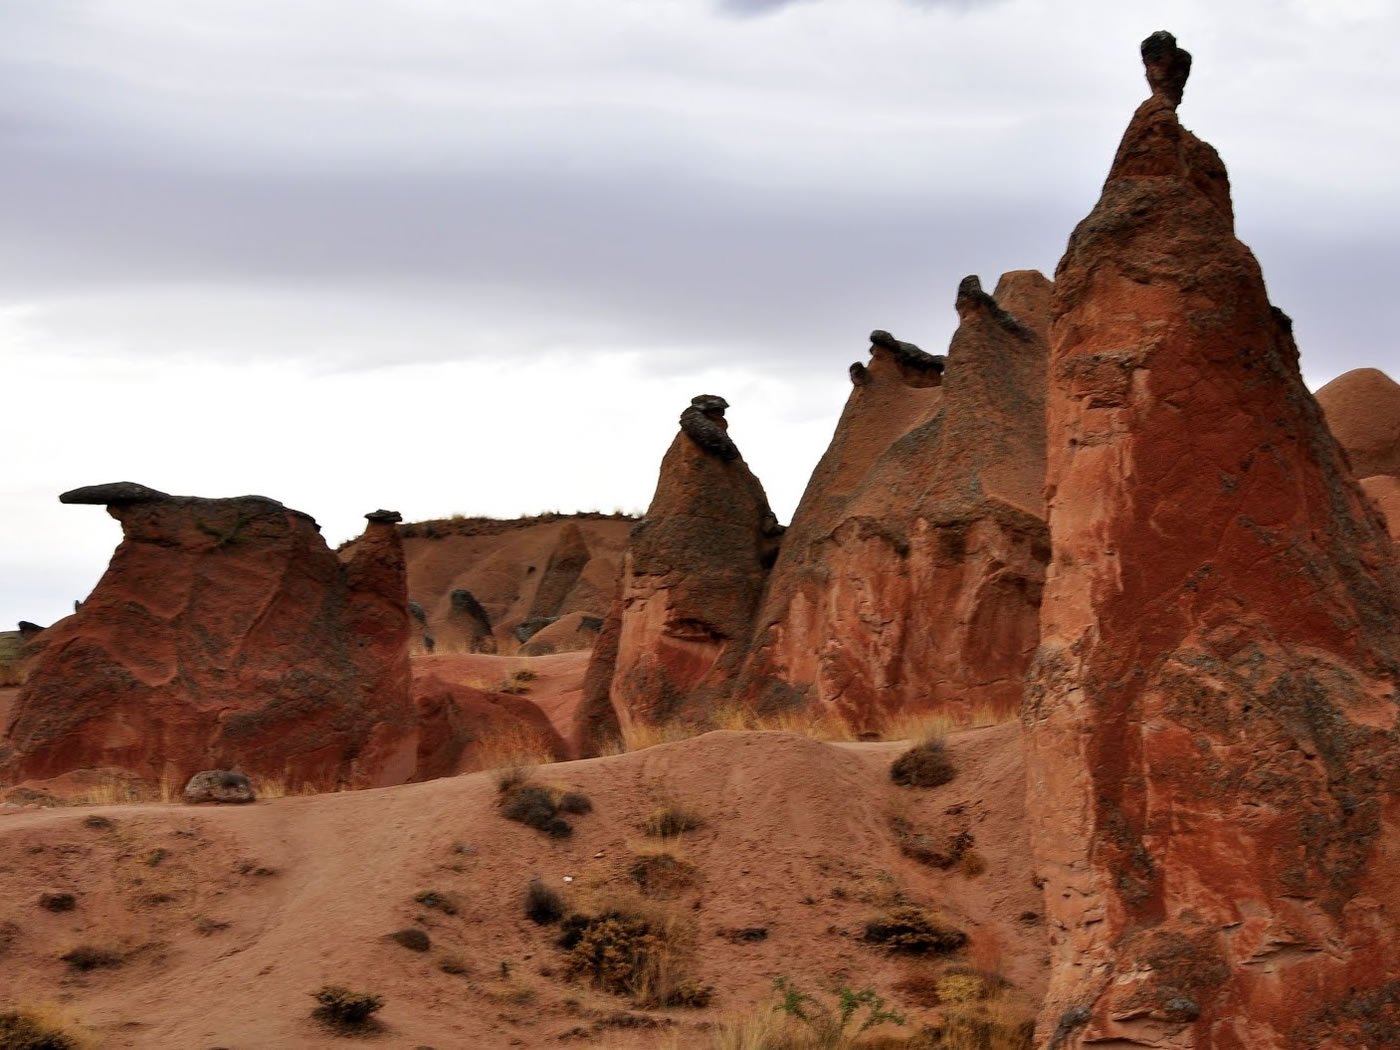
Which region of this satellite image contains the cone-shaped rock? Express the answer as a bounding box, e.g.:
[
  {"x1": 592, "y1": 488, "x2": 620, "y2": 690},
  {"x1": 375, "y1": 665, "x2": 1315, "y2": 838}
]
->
[
  {"x1": 526, "y1": 521, "x2": 591, "y2": 620},
  {"x1": 732, "y1": 270, "x2": 1051, "y2": 728},
  {"x1": 582, "y1": 396, "x2": 782, "y2": 734},
  {"x1": 1026, "y1": 33, "x2": 1400, "y2": 1047},
  {"x1": 1316, "y1": 367, "x2": 1400, "y2": 480},
  {"x1": 1, "y1": 487, "x2": 418, "y2": 791}
]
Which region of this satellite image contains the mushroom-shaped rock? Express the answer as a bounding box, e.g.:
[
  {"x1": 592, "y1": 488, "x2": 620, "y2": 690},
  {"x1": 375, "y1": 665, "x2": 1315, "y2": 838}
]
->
[
  {"x1": 183, "y1": 770, "x2": 256, "y2": 804},
  {"x1": 365, "y1": 509, "x2": 403, "y2": 524},
  {"x1": 1141, "y1": 29, "x2": 1191, "y2": 108},
  {"x1": 679, "y1": 394, "x2": 740, "y2": 461},
  {"x1": 60, "y1": 481, "x2": 171, "y2": 505}
]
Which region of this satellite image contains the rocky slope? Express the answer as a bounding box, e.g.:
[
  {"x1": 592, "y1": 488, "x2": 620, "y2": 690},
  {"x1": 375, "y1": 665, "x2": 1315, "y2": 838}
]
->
[{"x1": 1025, "y1": 32, "x2": 1400, "y2": 1049}]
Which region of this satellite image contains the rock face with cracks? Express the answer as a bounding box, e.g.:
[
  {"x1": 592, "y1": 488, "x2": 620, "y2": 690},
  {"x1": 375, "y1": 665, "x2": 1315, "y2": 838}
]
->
[
  {"x1": 1024, "y1": 33, "x2": 1400, "y2": 1050},
  {"x1": 1, "y1": 486, "x2": 418, "y2": 791},
  {"x1": 732, "y1": 272, "x2": 1051, "y2": 729},
  {"x1": 582, "y1": 396, "x2": 782, "y2": 739}
]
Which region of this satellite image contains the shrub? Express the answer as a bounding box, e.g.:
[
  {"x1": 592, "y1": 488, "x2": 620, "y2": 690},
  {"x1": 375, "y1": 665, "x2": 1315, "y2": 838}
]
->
[
  {"x1": 310, "y1": 985, "x2": 384, "y2": 1031},
  {"x1": 60, "y1": 945, "x2": 123, "y2": 971},
  {"x1": 863, "y1": 907, "x2": 967, "y2": 955},
  {"x1": 494, "y1": 765, "x2": 532, "y2": 794},
  {"x1": 500, "y1": 783, "x2": 575, "y2": 838},
  {"x1": 628, "y1": 852, "x2": 698, "y2": 898},
  {"x1": 557, "y1": 904, "x2": 705, "y2": 1007},
  {"x1": 890, "y1": 738, "x2": 957, "y2": 788},
  {"x1": 81, "y1": 816, "x2": 115, "y2": 831},
  {"x1": 438, "y1": 954, "x2": 469, "y2": 975},
  {"x1": 388, "y1": 927, "x2": 431, "y2": 952},
  {"x1": 524, "y1": 878, "x2": 565, "y2": 925},
  {"x1": 0, "y1": 1011, "x2": 83, "y2": 1050},
  {"x1": 557, "y1": 791, "x2": 593, "y2": 815},
  {"x1": 643, "y1": 803, "x2": 704, "y2": 837},
  {"x1": 771, "y1": 976, "x2": 906, "y2": 1046},
  {"x1": 413, "y1": 890, "x2": 458, "y2": 916}
]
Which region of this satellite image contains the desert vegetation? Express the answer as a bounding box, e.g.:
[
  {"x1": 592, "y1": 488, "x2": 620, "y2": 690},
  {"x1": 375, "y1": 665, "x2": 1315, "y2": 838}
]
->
[{"x1": 309, "y1": 985, "x2": 384, "y2": 1034}]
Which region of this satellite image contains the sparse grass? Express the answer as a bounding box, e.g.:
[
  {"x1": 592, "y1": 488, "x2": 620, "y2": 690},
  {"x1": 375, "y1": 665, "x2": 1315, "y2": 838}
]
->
[
  {"x1": 438, "y1": 954, "x2": 469, "y2": 976},
  {"x1": 629, "y1": 849, "x2": 698, "y2": 898},
  {"x1": 0, "y1": 1003, "x2": 93, "y2": 1050},
  {"x1": 310, "y1": 985, "x2": 384, "y2": 1033},
  {"x1": 81, "y1": 816, "x2": 114, "y2": 831},
  {"x1": 194, "y1": 916, "x2": 231, "y2": 936},
  {"x1": 496, "y1": 667, "x2": 537, "y2": 694},
  {"x1": 959, "y1": 849, "x2": 987, "y2": 878},
  {"x1": 475, "y1": 721, "x2": 558, "y2": 771},
  {"x1": 889, "y1": 737, "x2": 957, "y2": 788},
  {"x1": 644, "y1": 802, "x2": 705, "y2": 837},
  {"x1": 525, "y1": 878, "x2": 565, "y2": 925},
  {"x1": 863, "y1": 907, "x2": 967, "y2": 956},
  {"x1": 413, "y1": 890, "x2": 458, "y2": 916},
  {"x1": 556, "y1": 894, "x2": 709, "y2": 1008},
  {"x1": 614, "y1": 720, "x2": 701, "y2": 754},
  {"x1": 59, "y1": 945, "x2": 124, "y2": 972},
  {"x1": 494, "y1": 765, "x2": 533, "y2": 794}
]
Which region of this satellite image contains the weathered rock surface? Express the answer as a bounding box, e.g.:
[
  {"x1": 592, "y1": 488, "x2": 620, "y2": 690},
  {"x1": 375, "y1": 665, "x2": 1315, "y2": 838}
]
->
[
  {"x1": 1362, "y1": 474, "x2": 1400, "y2": 542},
  {"x1": 585, "y1": 396, "x2": 782, "y2": 731},
  {"x1": 1316, "y1": 367, "x2": 1400, "y2": 481},
  {"x1": 526, "y1": 522, "x2": 591, "y2": 620},
  {"x1": 732, "y1": 272, "x2": 1051, "y2": 729},
  {"x1": 518, "y1": 610, "x2": 604, "y2": 656},
  {"x1": 1025, "y1": 32, "x2": 1400, "y2": 1049},
  {"x1": 183, "y1": 769, "x2": 256, "y2": 804},
  {"x1": 1, "y1": 487, "x2": 417, "y2": 791},
  {"x1": 411, "y1": 674, "x2": 566, "y2": 781}
]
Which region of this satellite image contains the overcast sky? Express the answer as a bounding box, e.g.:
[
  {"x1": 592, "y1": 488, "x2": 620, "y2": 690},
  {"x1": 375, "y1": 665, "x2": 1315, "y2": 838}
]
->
[{"x1": 2, "y1": 0, "x2": 1397, "y2": 629}]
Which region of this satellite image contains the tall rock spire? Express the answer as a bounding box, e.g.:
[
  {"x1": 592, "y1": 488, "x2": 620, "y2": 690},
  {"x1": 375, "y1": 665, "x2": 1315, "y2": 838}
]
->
[{"x1": 1026, "y1": 32, "x2": 1400, "y2": 1048}]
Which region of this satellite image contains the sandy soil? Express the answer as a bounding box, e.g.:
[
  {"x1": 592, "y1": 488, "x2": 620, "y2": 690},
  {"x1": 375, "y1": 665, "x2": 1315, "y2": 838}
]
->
[{"x1": 0, "y1": 722, "x2": 1043, "y2": 1049}]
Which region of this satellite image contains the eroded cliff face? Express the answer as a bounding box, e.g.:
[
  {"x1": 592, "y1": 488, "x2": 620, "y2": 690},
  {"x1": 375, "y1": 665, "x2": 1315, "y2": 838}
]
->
[
  {"x1": 1, "y1": 486, "x2": 417, "y2": 791},
  {"x1": 1025, "y1": 32, "x2": 1400, "y2": 1049},
  {"x1": 733, "y1": 272, "x2": 1051, "y2": 730},
  {"x1": 587, "y1": 397, "x2": 782, "y2": 734}
]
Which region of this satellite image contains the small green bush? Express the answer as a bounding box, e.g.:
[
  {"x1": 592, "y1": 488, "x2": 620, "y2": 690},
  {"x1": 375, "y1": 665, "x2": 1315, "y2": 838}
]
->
[
  {"x1": 524, "y1": 878, "x2": 565, "y2": 925},
  {"x1": 310, "y1": 985, "x2": 384, "y2": 1030},
  {"x1": 863, "y1": 907, "x2": 967, "y2": 955},
  {"x1": 890, "y1": 737, "x2": 957, "y2": 788},
  {"x1": 772, "y1": 976, "x2": 906, "y2": 1045},
  {"x1": 0, "y1": 1011, "x2": 81, "y2": 1050}
]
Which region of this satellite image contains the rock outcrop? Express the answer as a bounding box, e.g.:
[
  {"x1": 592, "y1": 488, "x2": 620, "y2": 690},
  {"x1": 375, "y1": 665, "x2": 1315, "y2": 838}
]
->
[
  {"x1": 411, "y1": 674, "x2": 566, "y2": 781},
  {"x1": 1, "y1": 485, "x2": 418, "y2": 791},
  {"x1": 1316, "y1": 367, "x2": 1400, "y2": 481},
  {"x1": 732, "y1": 272, "x2": 1051, "y2": 729},
  {"x1": 1025, "y1": 33, "x2": 1400, "y2": 1048},
  {"x1": 585, "y1": 396, "x2": 783, "y2": 730}
]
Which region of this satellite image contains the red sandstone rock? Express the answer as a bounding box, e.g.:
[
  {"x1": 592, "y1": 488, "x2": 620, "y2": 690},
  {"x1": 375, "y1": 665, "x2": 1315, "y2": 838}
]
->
[
  {"x1": 732, "y1": 272, "x2": 1051, "y2": 729},
  {"x1": 518, "y1": 610, "x2": 604, "y2": 657},
  {"x1": 1, "y1": 487, "x2": 418, "y2": 792},
  {"x1": 1316, "y1": 367, "x2": 1400, "y2": 480},
  {"x1": 526, "y1": 522, "x2": 591, "y2": 620},
  {"x1": 411, "y1": 674, "x2": 565, "y2": 781},
  {"x1": 1026, "y1": 33, "x2": 1400, "y2": 1049},
  {"x1": 585, "y1": 396, "x2": 782, "y2": 732},
  {"x1": 1361, "y1": 474, "x2": 1400, "y2": 542}
]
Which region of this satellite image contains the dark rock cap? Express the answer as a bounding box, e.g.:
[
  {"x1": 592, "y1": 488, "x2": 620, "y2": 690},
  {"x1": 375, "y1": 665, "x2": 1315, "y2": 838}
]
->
[
  {"x1": 870, "y1": 330, "x2": 946, "y2": 375},
  {"x1": 365, "y1": 509, "x2": 403, "y2": 524},
  {"x1": 1142, "y1": 30, "x2": 1191, "y2": 108},
  {"x1": 690, "y1": 394, "x2": 729, "y2": 414},
  {"x1": 17, "y1": 621, "x2": 45, "y2": 634},
  {"x1": 60, "y1": 482, "x2": 170, "y2": 505},
  {"x1": 955, "y1": 275, "x2": 1035, "y2": 341}
]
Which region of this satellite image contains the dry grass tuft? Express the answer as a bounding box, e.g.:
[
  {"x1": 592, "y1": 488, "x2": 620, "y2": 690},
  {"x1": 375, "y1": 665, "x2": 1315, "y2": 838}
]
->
[
  {"x1": 475, "y1": 721, "x2": 558, "y2": 771},
  {"x1": 309, "y1": 985, "x2": 384, "y2": 1033},
  {"x1": 556, "y1": 892, "x2": 710, "y2": 1008},
  {"x1": 889, "y1": 738, "x2": 957, "y2": 788},
  {"x1": 0, "y1": 1002, "x2": 96, "y2": 1050}
]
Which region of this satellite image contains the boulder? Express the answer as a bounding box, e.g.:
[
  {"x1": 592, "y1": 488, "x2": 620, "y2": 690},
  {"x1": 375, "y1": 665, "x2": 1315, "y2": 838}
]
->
[
  {"x1": 0, "y1": 488, "x2": 418, "y2": 792},
  {"x1": 733, "y1": 272, "x2": 1050, "y2": 729},
  {"x1": 411, "y1": 674, "x2": 567, "y2": 781},
  {"x1": 1025, "y1": 33, "x2": 1400, "y2": 1048},
  {"x1": 1315, "y1": 367, "x2": 1400, "y2": 480},
  {"x1": 584, "y1": 395, "x2": 783, "y2": 730},
  {"x1": 183, "y1": 770, "x2": 256, "y2": 804}
]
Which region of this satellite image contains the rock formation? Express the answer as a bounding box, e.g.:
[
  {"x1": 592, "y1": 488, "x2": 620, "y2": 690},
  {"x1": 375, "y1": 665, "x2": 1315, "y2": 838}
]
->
[
  {"x1": 447, "y1": 588, "x2": 495, "y2": 653},
  {"x1": 1, "y1": 485, "x2": 418, "y2": 791},
  {"x1": 732, "y1": 272, "x2": 1051, "y2": 729},
  {"x1": 584, "y1": 396, "x2": 783, "y2": 731},
  {"x1": 526, "y1": 522, "x2": 592, "y2": 620},
  {"x1": 518, "y1": 610, "x2": 605, "y2": 656},
  {"x1": 1362, "y1": 475, "x2": 1400, "y2": 542},
  {"x1": 411, "y1": 674, "x2": 566, "y2": 782},
  {"x1": 1025, "y1": 33, "x2": 1400, "y2": 1048},
  {"x1": 1316, "y1": 367, "x2": 1400, "y2": 481}
]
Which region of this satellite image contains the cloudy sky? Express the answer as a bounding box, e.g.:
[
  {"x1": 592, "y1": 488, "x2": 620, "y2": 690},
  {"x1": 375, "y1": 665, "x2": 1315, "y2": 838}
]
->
[{"x1": 2, "y1": 0, "x2": 1396, "y2": 628}]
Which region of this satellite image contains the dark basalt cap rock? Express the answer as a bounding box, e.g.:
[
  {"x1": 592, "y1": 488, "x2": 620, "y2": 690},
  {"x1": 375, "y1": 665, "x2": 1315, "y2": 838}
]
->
[
  {"x1": 955, "y1": 275, "x2": 1035, "y2": 341},
  {"x1": 365, "y1": 509, "x2": 403, "y2": 524},
  {"x1": 690, "y1": 394, "x2": 729, "y2": 415},
  {"x1": 17, "y1": 621, "x2": 45, "y2": 635},
  {"x1": 60, "y1": 481, "x2": 171, "y2": 505},
  {"x1": 1142, "y1": 30, "x2": 1191, "y2": 108},
  {"x1": 870, "y1": 330, "x2": 946, "y2": 375}
]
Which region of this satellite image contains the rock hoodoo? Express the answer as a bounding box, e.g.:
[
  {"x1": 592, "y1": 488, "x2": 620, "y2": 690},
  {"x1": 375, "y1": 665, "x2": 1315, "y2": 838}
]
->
[
  {"x1": 1315, "y1": 367, "x2": 1400, "y2": 481},
  {"x1": 732, "y1": 271, "x2": 1051, "y2": 728},
  {"x1": 1025, "y1": 32, "x2": 1400, "y2": 1048},
  {"x1": 1, "y1": 485, "x2": 418, "y2": 791},
  {"x1": 581, "y1": 396, "x2": 782, "y2": 738}
]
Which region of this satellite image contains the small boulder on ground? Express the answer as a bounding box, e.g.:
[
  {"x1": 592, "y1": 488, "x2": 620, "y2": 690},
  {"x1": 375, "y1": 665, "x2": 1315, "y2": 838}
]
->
[{"x1": 183, "y1": 770, "x2": 256, "y2": 804}]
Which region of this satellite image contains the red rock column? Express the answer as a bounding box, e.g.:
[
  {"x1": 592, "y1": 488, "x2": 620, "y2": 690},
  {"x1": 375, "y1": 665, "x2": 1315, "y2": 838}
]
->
[{"x1": 1027, "y1": 32, "x2": 1400, "y2": 1049}]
